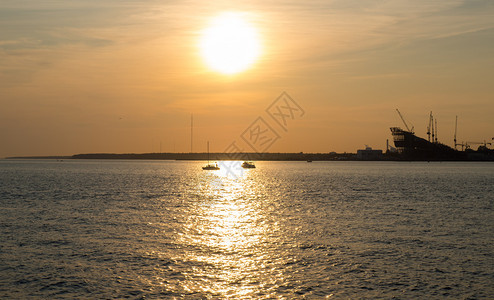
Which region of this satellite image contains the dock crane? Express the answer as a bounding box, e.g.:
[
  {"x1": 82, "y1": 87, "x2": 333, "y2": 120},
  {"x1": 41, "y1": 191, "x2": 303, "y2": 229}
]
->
[
  {"x1": 454, "y1": 116, "x2": 461, "y2": 150},
  {"x1": 427, "y1": 111, "x2": 432, "y2": 142},
  {"x1": 426, "y1": 112, "x2": 437, "y2": 143},
  {"x1": 454, "y1": 116, "x2": 492, "y2": 150},
  {"x1": 435, "y1": 118, "x2": 438, "y2": 143},
  {"x1": 465, "y1": 141, "x2": 492, "y2": 150},
  {"x1": 396, "y1": 109, "x2": 414, "y2": 133},
  {"x1": 453, "y1": 115, "x2": 466, "y2": 150}
]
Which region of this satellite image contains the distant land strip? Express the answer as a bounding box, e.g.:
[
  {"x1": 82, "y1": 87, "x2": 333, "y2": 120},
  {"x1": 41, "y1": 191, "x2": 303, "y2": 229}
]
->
[
  {"x1": 6, "y1": 152, "x2": 355, "y2": 161},
  {"x1": 5, "y1": 156, "x2": 72, "y2": 160},
  {"x1": 5, "y1": 152, "x2": 493, "y2": 161},
  {"x1": 71, "y1": 152, "x2": 356, "y2": 161}
]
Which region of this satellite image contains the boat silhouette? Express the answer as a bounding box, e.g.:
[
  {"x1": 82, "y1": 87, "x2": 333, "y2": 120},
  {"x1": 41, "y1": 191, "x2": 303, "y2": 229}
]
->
[
  {"x1": 202, "y1": 141, "x2": 220, "y2": 170},
  {"x1": 241, "y1": 161, "x2": 255, "y2": 168}
]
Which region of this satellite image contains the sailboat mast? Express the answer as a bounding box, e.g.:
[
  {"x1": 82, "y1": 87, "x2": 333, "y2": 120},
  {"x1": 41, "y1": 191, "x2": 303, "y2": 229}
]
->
[
  {"x1": 207, "y1": 141, "x2": 210, "y2": 163},
  {"x1": 190, "y1": 114, "x2": 193, "y2": 153}
]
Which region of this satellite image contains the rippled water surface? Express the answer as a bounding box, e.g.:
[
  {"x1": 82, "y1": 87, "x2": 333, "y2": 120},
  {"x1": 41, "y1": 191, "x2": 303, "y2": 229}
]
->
[{"x1": 1, "y1": 160, "x2": 493, "y2": 299}]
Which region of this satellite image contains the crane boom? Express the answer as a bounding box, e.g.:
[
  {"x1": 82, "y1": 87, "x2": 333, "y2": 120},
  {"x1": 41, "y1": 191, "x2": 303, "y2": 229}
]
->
[
  {"x1": 466, "y1": 141, "x2": 492, "y2": 145},
  {"x1": 396, "y1": 109, "x2": 413, "y2": 133}
]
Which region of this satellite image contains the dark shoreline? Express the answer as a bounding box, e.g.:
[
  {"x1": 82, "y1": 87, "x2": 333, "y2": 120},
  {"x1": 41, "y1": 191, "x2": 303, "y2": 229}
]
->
[{"x1": 4, "y1": 152, "x2": 494, "y2": 161}]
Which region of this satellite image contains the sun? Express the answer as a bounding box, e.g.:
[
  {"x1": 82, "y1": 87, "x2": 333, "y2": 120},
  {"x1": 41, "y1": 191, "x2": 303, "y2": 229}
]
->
[{"x1": 200, "y1": 12, "x2": 261, "y2": 75}]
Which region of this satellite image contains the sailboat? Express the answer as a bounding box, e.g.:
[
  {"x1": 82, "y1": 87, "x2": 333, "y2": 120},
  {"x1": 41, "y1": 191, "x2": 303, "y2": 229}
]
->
[{"x1": 202, "y1": 141, "x2": 220, "y2": 170}]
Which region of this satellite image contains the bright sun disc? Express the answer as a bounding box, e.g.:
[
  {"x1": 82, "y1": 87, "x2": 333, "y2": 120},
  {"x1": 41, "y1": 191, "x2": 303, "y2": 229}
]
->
[{"x1": 200, "y1": 12, "x2": 261, "y2": 75}]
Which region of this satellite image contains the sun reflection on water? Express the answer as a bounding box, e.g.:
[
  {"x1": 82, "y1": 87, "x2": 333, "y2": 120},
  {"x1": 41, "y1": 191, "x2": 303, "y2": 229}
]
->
[{"x1": 173, "y1": 162, "x2": 283, "y2": 297}]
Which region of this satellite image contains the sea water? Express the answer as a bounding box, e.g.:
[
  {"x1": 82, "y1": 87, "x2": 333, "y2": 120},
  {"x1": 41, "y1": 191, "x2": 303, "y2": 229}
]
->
[{"x1": 1, "y1": 160, "x2": 493, "y2": 299}]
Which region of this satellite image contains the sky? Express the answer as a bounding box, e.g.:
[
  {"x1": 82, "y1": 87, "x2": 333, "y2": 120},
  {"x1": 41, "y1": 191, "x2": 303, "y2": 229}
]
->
[{"x1": 1, "y1": 0, "x2": 493, "y2": 157}]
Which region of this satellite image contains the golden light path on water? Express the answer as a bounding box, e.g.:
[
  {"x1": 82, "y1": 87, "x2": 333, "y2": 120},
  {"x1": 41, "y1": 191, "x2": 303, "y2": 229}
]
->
[
  {"x1": 175, "y1": 162, "x2": 285, "y2": 297},
  {"x1": 3, "y1": 161, "x2": 493, "y2": 298}
]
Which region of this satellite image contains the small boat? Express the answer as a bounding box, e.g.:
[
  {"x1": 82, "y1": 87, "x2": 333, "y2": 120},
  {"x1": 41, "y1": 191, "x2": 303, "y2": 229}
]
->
[
  {"x1": 203, "y1": 141, "x2": 220, "y2": 170},
  {"x1": 307, "y1": 160, "x2": 312, "y2": 163},
  {"x1": 203, "y1": 163, "x2": 220, "y2": 170},
  {"x1": 241, "y1": 161, "x2": 256, "y2": 168}
]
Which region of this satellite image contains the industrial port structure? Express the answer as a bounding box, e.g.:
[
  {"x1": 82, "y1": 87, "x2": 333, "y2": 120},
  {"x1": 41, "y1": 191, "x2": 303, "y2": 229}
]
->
[{"x1": 390, "y1": 110, "x2": 493, "y2": 161}]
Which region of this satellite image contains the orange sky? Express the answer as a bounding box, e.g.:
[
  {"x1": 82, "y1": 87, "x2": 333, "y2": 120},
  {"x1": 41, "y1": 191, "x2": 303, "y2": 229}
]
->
[{"x1": 1, "y1": 1, "x2": 493, "y2": 157}]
